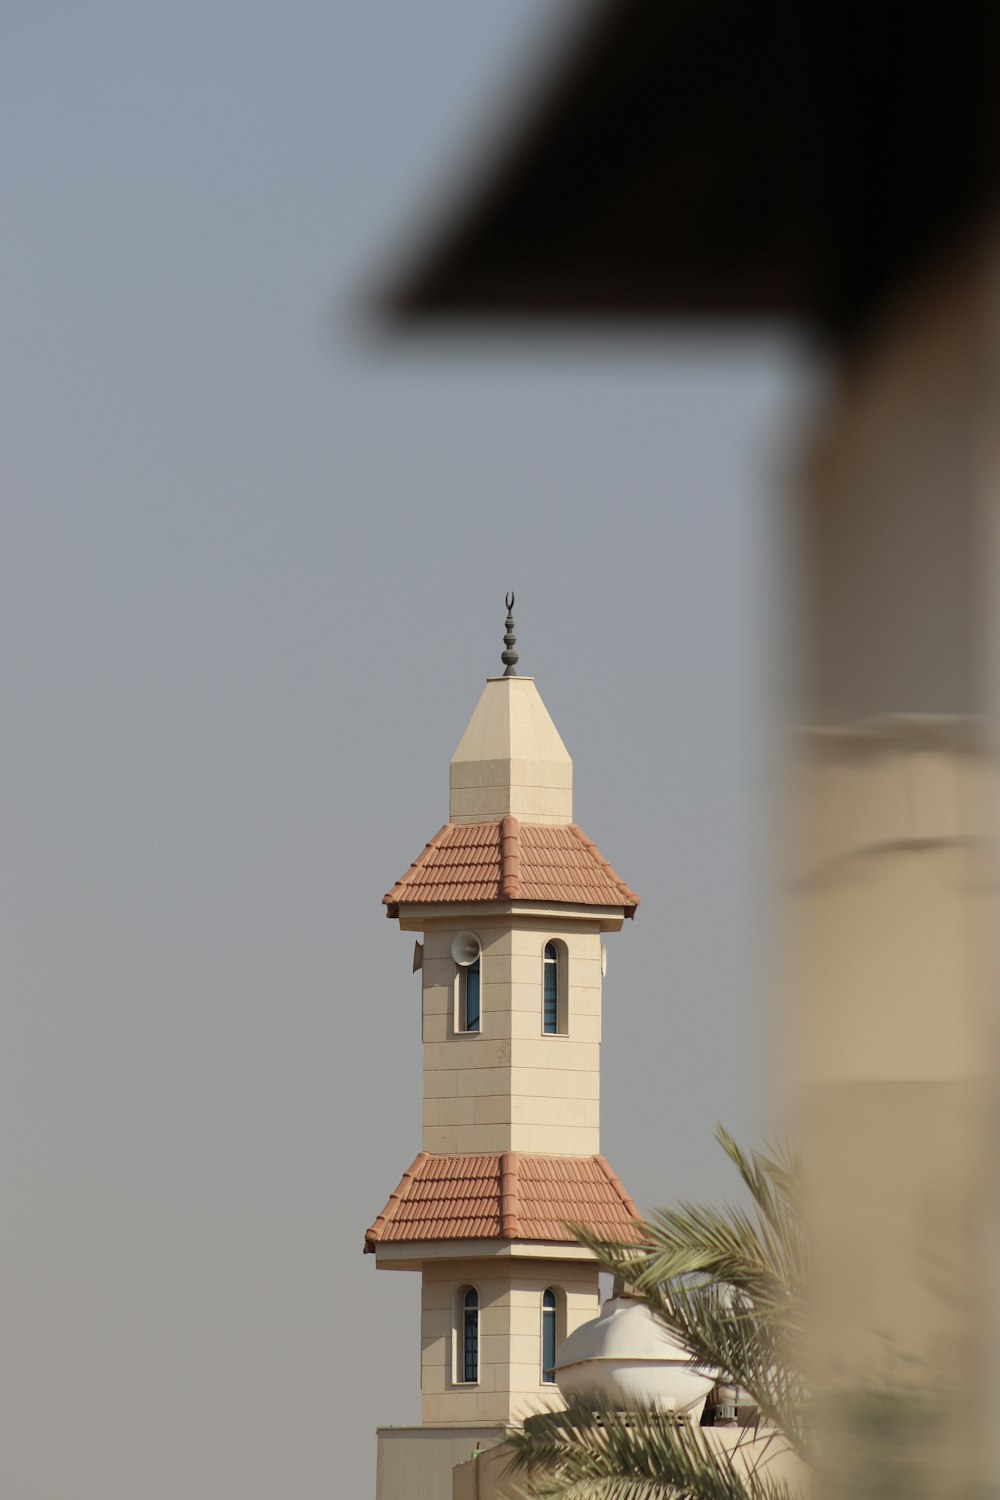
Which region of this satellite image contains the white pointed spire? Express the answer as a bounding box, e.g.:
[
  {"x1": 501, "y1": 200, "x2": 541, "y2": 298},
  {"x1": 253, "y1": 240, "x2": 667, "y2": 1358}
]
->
[{"x1": 450, "y1": 675, "x2": 573, "y2": 825}]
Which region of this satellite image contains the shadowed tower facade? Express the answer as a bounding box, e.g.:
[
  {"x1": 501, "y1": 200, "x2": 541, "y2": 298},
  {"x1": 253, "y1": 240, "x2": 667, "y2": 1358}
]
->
[{"x1": 365, "y1": 602, "x2": 640, "y2": 1498}]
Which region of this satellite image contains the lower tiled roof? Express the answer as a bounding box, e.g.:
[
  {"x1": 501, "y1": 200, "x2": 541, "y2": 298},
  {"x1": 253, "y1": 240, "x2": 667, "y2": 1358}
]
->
[
  {"x1": 383, "y1": 818, "x2": 639, "y2": 916},
  {"x1": 364, "y1": 1151, "x2": 639, "y2": 1252}
]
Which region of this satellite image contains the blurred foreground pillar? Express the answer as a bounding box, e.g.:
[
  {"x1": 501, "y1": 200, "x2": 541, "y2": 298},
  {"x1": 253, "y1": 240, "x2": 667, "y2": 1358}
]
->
[
  {"x1": 376, "y1": 6, "x2": 1000, "y2": 1488},
  {"x1": 788, "y1": 245, "x2": 1000, "y2": 1497}
]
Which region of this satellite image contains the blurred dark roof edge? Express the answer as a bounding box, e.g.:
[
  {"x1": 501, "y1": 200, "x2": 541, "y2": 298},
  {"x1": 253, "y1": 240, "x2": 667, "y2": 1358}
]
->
[{"x1": 381, "y1": 0, "x2": 1000, "y2": 346}]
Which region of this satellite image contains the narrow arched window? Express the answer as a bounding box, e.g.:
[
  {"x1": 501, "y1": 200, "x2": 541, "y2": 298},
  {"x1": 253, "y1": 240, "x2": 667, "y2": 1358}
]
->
[
  {"x1": 460, "y1": 954, "x2": 481, "y2": 1033},
  {"x1": 462, "y1": 1287, "x2": 479, "y2": 1383},
  {"x1": 543, "y1": 943, "x2": 558, "y2": 1034},
  {"x1": 542, "y1": 941, "x2": 568, "y2": 1034},
  {"x1": 541, "y1": 1288, "x2": 557, "y2": 1383}
]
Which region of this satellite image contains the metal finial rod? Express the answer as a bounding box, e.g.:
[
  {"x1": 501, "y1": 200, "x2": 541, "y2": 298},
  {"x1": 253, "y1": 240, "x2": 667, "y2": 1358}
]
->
[{"x1": 501, "y1": 591, "x2": 518, "y2": 676}]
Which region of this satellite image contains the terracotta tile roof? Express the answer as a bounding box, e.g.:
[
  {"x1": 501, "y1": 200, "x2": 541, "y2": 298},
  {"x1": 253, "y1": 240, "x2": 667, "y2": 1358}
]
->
[
  {"x1": 364, "y1": 1151, "x2": 639, "y2": 1252},
  {"x1": 384, "y1": 818, "x2": 639, "y2": 917}
]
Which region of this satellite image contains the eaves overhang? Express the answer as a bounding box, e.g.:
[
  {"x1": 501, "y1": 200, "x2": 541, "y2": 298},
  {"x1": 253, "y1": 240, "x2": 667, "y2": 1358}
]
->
[
  {"x1": 370, "y1": 1239, "x2": 601, "y2": 1271},
  {"x1": 393, "y1": 900, "x2": 628, "y2": 933},
  {"x1": 382, "y1": 0, "x2": 1000, "y2": 345}
]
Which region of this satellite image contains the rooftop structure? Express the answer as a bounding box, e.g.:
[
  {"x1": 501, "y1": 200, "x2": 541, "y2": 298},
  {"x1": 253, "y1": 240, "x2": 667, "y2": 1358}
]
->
[
  {"x1": 365, "y1": 1150, "x2": 636, "y2": 1254},
  {"x1": 383, "y1": 818, "x2": 639, "y2": 918},
  {"x1": 387, "y1": 0, "x2": 1000, "y2": 341}
]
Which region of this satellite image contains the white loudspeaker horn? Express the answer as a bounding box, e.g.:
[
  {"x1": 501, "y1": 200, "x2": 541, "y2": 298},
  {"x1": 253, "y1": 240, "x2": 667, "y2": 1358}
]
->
[
  {"x1": 451, "y1": 932, "x2": 482, "y2": 967},
  {"x1": 412, "y1": 941, "x2": 424, "y2": 973},
  {"x1": 601, "y1": 944, "x2": 608, "y2": 977}
]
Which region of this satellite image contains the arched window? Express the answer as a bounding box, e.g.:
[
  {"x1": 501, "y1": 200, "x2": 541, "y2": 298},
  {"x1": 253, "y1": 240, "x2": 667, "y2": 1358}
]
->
[
  {"x1": 542, "y1": 941, "x2": 568, "y2": 1034},
  {"x1": 460, "y1": 954, "x2": 481, "y2": 1033},
  {"x1": 541, "y1": 1288, "x2": 558, "y2": 1383},
  {"x1": 461, "y1": 1287, "x2": 479, "y2": 1383},
  {"x1": 543, "y1": 943, "x2": 558, "y2": 1033}
]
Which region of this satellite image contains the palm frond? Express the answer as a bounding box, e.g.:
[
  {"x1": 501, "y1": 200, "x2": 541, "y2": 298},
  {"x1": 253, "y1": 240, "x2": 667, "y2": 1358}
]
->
[
  {"x1": 504, "y1": 1399, "x2": 796, "y2": 1500},
  {"x1": 572, "y1": 1219, "x2": 803, "y2": 1373},
  {"x1": 515, "y1": 1129, "x2": 810, "y2": 1500},
  {"x1": 652, "y1": 1282, "x2": 810, "y2": 1462}
]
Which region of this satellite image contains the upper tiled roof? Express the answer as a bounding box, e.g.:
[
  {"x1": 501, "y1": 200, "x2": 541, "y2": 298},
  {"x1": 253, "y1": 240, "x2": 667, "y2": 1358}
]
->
[
  {"x1": 383, "y1": 817, "x2": 639, "y2": 917},
  {"x1": 364, "y1": 1151, "x2": 639, "y2": 1251}
]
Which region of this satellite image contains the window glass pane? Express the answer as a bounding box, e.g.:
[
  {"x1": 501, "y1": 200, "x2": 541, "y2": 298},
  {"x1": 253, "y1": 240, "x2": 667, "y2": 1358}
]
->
[
  {"x1": 463, "y1": 1289, "x2": 479, "y2": 1382},
  {"x1": 543, "y1": 945, "x2": 558, "y2": 1034},
  {"x1": 464, "y1": 957, "x2": 480, "y2": 1032},
  {"x1": 542, "y1": 1289, "x2": 557, "y2": 1382}
]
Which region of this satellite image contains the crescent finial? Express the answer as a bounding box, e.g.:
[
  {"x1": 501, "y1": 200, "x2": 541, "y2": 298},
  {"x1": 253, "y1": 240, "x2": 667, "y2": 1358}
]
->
[{"x1": 501, "y1": 594, "x2": 519, "y2": 677}]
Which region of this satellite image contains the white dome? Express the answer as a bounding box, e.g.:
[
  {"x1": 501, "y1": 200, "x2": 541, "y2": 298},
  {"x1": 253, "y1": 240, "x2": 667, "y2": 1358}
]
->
[{"x1": 554, "y1": 1297, "x2": 716, "y2": 1415}]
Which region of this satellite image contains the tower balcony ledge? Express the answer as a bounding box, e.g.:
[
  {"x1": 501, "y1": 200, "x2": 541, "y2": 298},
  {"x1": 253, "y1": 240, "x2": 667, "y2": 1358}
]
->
[
  {"x1": 394, "y1": 900, "x2": 626, "y2": 933},
  {"x1": 371, "y1": 1238, "x2": 601, "y2": 1271}
]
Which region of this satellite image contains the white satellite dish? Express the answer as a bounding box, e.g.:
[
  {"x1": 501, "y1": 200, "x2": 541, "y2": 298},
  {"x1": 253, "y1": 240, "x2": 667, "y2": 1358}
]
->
[{"x1": 450, "y1": 932, "x2": 482, "y2": 967}]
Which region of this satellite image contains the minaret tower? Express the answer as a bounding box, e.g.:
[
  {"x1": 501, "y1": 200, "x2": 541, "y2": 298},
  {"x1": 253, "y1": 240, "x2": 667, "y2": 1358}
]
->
[{"x1": 366, "y1": 599, "x2": 639, "y2": 1497}]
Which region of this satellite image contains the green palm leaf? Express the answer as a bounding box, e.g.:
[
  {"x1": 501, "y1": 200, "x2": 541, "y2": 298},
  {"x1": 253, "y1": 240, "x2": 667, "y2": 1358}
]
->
[
  {"x1": 512, "y1": 1128, "x2": 811, "y2": 1499},
  {"x1": 505, "y1": 1398, "x2": 797, "y2": 1500}
]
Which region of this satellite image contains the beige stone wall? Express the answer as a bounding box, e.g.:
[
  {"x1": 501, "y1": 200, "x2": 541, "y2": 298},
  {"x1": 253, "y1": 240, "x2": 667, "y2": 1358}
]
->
[
  {"x1": 375, "y1": 1425, "x2": 509, "y2": 1500},
  {"x1": 420, "y1": 1258, "x2": 600, "y2": 1426},
  {"x1": 449, "y1": 759, "x2": 573, "y2": 825},
  {"x1": 451, "y1": 1428, "x2": 808, "y2": 1500},
  {"x1": 451, "y1": 1439, "x2": 515, "y2": 1500},
  {"x1": 421, "y1": 919, "x2": 603, "y2": 1155}
]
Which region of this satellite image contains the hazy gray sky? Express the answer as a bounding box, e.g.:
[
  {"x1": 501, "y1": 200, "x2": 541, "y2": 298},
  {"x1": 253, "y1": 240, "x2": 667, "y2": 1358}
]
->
[{"x1": 2, "y1": 4, "x2": 808, "y2": 1495}]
